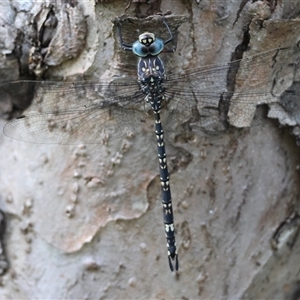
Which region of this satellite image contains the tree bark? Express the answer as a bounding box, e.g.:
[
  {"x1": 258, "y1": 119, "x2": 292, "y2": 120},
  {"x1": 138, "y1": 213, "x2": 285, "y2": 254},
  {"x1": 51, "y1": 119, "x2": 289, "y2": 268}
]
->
[{"x1": 0, "y1": 0, "x2": 300, "y2": 298}]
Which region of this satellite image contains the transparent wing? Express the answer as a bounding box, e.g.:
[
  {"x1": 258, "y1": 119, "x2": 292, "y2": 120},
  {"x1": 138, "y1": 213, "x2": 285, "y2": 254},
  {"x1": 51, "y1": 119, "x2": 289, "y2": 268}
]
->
[
  {"x1": 0, "y1": 79, "x2": 146, "y2": 144},
  {"x1": 1, "y1": 47, "x2": 299, "y2": 144},
  {"x1": 164, "y1": 46, "x2": 300, "y2": 129}
]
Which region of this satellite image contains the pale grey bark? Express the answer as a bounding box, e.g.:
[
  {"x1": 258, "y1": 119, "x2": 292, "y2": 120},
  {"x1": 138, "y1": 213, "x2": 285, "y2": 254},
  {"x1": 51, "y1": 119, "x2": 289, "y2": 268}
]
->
[{"x1": 0, "y1": 0, "x2": 300, "y2": 299}]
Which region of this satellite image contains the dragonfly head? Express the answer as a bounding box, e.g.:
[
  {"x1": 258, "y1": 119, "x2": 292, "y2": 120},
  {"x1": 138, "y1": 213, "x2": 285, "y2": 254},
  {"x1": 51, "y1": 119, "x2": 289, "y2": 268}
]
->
[
  {"x1": 132, "y1": 32, "x2": 164, "y2": 57},
  {"x1": 139, "y1": 32, "x2": 155, "y2": 47}
]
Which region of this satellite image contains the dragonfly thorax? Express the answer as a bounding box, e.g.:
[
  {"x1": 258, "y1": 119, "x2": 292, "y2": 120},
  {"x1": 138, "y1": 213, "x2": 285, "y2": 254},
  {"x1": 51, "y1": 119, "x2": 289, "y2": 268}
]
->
[
  {"x1": 138, "y1": 56, "x2": 166, "y2": 97},
  {"x1": 137, "y1": 56, "x2": 165, "y2": 80},
  {"x1": 140, "y1": 75, "x2": 165, "y2": 95}
]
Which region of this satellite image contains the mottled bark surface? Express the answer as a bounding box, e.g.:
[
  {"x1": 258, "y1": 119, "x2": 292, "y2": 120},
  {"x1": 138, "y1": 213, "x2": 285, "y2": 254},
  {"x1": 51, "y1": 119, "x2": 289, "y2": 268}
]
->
[{"x1": 0, "y1": 0, "x2": 300, "y2": 299}]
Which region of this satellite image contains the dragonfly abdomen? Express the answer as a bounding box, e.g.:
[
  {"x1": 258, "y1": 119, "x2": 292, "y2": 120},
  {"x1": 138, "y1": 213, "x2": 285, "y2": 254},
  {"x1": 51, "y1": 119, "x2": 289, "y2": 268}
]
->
[{"x1": 154, "y1": 110, "x2": 178, "y2": 272}]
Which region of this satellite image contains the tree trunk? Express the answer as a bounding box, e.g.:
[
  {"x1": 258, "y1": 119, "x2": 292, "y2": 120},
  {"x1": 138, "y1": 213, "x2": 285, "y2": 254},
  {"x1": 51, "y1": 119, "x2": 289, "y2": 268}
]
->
[{"x1": 0, "y1": 0, "x2": 300, "y2": 298}]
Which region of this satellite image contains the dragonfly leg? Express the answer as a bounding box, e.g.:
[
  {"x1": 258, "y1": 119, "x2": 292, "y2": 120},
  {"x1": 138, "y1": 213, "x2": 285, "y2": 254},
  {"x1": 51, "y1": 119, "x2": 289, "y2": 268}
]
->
[
  {"x1": 159, "y1": 14, "x2": 174, "y2": 46},
  {"x1": 115, "y1": 20, "x2": 133, "y2": 51}
]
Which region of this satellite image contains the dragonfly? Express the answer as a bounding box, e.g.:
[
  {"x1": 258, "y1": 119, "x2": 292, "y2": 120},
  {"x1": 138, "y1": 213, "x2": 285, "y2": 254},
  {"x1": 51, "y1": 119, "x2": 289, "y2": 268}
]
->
[{"x1": 0, "y1": 15, "x2": 300, "y2": 272}]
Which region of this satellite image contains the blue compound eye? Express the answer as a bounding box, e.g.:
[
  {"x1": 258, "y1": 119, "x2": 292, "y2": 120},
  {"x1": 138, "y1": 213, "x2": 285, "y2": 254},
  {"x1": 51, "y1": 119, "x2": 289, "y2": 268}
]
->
[
  {"x1": 132, "y1": 38, "x2": 164, "y2": 57},
  {"x1": 132, "y1": 32, "x2": 165, "y2": 57},
  {"x1": 132, "y1": 41, "x2": 149, "y2": 57},
  {"x1": 148, "y1": 38, "x2": 164, "y2": 55}
]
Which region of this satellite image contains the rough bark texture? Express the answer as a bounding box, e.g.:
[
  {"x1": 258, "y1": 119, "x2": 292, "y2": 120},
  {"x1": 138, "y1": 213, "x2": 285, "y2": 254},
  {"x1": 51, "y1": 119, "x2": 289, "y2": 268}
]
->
[{"x1": 0, "y1": 0, "x2": 300, "y2": 299}]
